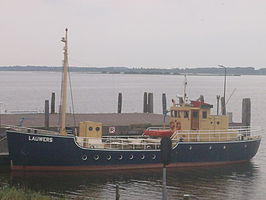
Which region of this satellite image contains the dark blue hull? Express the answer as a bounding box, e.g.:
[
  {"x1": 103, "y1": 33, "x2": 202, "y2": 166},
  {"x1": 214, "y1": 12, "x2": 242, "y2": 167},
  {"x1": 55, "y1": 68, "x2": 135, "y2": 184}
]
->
[{"x1": 7, "y1": 131, "x2": 261, "y2": 171}]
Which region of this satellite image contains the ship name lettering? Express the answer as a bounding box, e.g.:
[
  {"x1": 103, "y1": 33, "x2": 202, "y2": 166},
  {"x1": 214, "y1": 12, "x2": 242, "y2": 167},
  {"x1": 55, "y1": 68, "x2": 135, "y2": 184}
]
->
[{"x1": 28, "y1": 136, "x2": 53, "y2": 143}]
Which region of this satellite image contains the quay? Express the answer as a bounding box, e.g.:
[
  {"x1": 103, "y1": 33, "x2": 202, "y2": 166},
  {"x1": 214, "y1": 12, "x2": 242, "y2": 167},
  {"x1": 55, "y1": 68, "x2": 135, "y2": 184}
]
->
[{"x1": 0, "y1": 113, "x2": 168, "y2": 134}]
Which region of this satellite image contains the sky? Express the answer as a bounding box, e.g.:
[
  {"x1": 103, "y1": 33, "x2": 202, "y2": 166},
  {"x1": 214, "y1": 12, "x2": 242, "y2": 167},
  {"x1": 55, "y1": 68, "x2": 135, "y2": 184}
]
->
[{"x1": 1, "y1": 0, "x2": 266, "y2": 68}]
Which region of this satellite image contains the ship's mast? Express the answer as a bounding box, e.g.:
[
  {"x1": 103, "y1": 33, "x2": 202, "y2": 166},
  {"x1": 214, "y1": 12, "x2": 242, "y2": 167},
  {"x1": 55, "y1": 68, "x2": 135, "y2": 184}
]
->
[{"x1": 60, "y1": 28, "x2": 68, "y2": 135}]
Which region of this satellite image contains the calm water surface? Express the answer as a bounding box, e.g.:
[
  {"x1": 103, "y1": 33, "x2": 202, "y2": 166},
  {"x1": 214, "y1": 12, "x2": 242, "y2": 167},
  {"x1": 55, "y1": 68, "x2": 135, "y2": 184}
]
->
[{"x1": 0, "y1": 71, "x2": 266, "y2": 199}]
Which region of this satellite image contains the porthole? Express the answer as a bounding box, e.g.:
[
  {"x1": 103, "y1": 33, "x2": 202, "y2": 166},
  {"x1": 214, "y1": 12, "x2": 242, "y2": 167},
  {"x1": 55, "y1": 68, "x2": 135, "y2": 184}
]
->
[
  {"x1": 89, "y1": 127, "x2": 93, "y2": 131},
  {"x1": 118, "y1": 155, "x2": 123, "y2": 160},
  {"x1": 223, "y1": 145, "x2": 226, "y2": 149},
  {"x1": 189, "y1": 146, "x2": 192, "y2": 150},
  {"x1": 96, "y1": 127, "x2": 100, "y2": 131},
  {"x1": 210, "y1": 121, "x2": 213, "y2": 124},
  {"x1": 152, "y1": 154, "x2": 156, "y2": 160},
  {"x1": 244, "y1": 144, "x2": 248, "y2": 148},
  {"x1": 82, "y1": 155, "x2": 87, "y2": 161},
  {"x1": 107, "y1": 155, "x2": 112, "y2": 160},
  {"x1": 209, "y1": 146, "x2": 212, "y2": 150},
  {"x1": 129, "y1": 155, "x2": 134, "y2": 160},
  {"x1": 141, "y1": 154, "x2": 145, "y2": 160},
  {"x1": 146, "y1": 145, "x2": 151, "y2": 149},
  {"x1": 93, "y1": 155, "x2": 99, "y2": 160}
]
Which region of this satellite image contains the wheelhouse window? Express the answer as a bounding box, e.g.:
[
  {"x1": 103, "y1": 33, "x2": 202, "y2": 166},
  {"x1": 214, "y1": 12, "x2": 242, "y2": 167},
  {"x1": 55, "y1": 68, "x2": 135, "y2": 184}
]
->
[
  {"x1": 171, "y1": 110, "x2": 174, "y2": 117},
  {"x1": 174, "y1": 111, "x2": 178, "y2": 117},
  {"x1": 178, "y1": 111, "x2": 181, "y2": 118},
  {"x1": 202, "y1": 111, "x2": 207, "y2": 119}
]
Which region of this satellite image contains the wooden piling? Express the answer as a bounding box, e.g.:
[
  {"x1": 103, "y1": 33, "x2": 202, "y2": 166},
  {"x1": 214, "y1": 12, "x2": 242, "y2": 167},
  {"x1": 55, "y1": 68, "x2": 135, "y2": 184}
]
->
[
  {"x1": 44, "y1": 100, "x2": 49, "y2": 129},
  {"x1": 148, "y1": 93, "x2": 153, "y2": 113},
  {"x1": 221, "y1": 97, "x2": 226, "y2": 115},
  {"x1": 143, "y1": 92, "x2": 148, "y2": 113},
  {"x1": 216, "y1": 95, "x2": 220, "y2": 115},
  {"x1": 118, "y1": 93, "x2": 122, "y2": 113},
  {"x1": 228, "y1": 112, "x2": 233, "y2": 123},
  {"x1": 242, "y1": 98, "x2": 251, "y2": 126},
  {"x1": 51, "y1": 92, "x2": 55, "y2": 114},
  {"x1": 162, "y1": 93, "x2": 167, "y2": 115}
]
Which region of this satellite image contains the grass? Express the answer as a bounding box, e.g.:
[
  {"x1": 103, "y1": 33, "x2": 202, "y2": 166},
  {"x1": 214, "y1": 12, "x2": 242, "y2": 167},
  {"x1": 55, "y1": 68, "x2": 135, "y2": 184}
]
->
[{"x1": 0, "y1": 185, "x2": 64, "y2": 200}]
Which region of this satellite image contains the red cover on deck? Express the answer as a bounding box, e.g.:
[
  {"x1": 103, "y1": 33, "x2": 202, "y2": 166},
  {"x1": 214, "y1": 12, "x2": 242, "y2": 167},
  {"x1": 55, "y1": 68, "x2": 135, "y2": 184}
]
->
[{"x1": 143, "y1": 130, "x2": 173, "y2": 137}]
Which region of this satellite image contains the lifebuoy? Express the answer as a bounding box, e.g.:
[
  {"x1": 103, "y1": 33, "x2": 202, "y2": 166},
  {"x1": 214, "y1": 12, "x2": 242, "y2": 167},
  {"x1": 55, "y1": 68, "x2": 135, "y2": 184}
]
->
[
  {"x1": 170, "y1": 121, "x2": 175, "y2": 130},
  {"x1": 176, "y1": 121, "x2": 181, "y2": 130}
]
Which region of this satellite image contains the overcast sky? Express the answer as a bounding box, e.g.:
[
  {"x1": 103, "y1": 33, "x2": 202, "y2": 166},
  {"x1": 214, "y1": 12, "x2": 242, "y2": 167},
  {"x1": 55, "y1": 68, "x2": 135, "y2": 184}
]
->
[{"x1": 1, "y1": 0, "x2": 266, "y2": 68}]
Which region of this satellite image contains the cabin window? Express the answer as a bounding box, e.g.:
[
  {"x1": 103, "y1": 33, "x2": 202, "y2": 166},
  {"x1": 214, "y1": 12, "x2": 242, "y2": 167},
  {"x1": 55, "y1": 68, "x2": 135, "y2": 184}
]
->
[
  {"x1": 217, "y1": 121, "x2": 220, "y2": 125},
  {"x1": 178, "y1": 111, "x2": 181, "y2": 118},
  {"x1": 202, "y1": 111, "x2": 207, "y2": 119},
  {"x1": 184, "y1": 111, "x2": 189, "y2": 118},
  {"x1": 171, "y1": 110, "x2": 174, "y2": 117},
  {"x1": 174, "y1": 111, "x2": 178, "y2": 117}
]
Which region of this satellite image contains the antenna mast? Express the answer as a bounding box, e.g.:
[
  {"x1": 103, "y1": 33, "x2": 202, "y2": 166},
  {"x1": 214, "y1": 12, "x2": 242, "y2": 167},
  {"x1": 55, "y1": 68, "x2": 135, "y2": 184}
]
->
[{"x1": 60, "y1": 28, "x2": 68, "y2": 135}]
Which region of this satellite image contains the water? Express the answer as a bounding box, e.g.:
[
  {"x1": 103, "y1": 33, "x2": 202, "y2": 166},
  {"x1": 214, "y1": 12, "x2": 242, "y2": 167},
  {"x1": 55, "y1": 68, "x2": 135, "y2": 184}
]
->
[{"x1": 1, "y1": 71, "x2": 266, "y2": 199}]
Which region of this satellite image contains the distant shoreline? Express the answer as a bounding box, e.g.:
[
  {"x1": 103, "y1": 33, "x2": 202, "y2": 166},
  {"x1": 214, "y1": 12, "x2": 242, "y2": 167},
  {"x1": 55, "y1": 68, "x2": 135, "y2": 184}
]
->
[{"x1": 0, "y1": 66, "x2": 265, "y2": 75}]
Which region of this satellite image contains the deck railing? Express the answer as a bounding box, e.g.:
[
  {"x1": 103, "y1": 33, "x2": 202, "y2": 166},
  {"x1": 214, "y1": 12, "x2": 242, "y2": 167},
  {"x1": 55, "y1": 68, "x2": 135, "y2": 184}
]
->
[
  {"x1": 171, "y1": 126, "x2": 262, "y2": 142},
  {"x1": 76, "y1": 136, "x2": 162, "y2": 150}
]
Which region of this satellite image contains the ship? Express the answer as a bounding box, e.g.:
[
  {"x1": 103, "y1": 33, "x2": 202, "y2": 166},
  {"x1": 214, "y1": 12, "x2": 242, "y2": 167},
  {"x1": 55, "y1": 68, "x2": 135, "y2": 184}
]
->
[{"x1": 6, "y1": 29, "x2": 261, "y2": 171}]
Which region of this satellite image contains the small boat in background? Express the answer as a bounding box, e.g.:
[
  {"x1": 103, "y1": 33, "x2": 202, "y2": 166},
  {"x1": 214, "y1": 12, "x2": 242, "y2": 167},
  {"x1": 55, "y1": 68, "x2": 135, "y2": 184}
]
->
[{"x1": 6, "y1": 29, "x2": 262, "y2": 171}]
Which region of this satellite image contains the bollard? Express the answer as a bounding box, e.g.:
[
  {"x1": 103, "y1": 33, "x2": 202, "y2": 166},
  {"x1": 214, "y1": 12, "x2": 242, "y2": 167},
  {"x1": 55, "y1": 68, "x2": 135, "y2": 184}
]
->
[
  {"x1": 148, "y1": 93, "x2": 153, "y2": 113},
  {"x1": 242, "y1": 98, "x2": 251, "y2": 126},
  {"x1": 51, "y1": 92, "x2": 55, "y2": 114},
  {"x1": 116, "y1": 184, "x2": 120, "y2": 200},
  {"x1": 143, "y1": 92, "x2": 148, "y2": 113},
  {"x1": 162, "y1": 93, "x2": 167, "y2": 115},
  {"x1": 118, "y1": 93, "x2": 122, "y2": 114},
  {"x1": 45, "y1": 100, "x2": 49, "y2": 129}
]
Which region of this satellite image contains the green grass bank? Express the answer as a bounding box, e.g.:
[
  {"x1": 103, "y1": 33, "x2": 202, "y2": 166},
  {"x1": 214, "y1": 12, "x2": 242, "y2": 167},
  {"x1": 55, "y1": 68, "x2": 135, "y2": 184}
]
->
[{"x1": 0, "y1": 185, "x2": 64, "y2": 200}]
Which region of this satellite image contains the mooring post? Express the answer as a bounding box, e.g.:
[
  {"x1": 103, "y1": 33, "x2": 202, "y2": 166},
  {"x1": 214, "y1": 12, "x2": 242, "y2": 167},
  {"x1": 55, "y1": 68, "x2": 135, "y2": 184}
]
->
[
  {"x1": 216, "y1": 95, "x2": 220, "y2": 115},
  {"x1": 45, "y1": 100, "x2": 49, "y2": 129},
  {"x1": 51, "y1": 92, "x2": 55, "y2": 114},
  {"x1": 143, "y1": 92, "x2": 148, "y2": 113},
  {"x1": 148, "y1": 92, "x2": 153, "y2": 113},
  {"x1": 242, "y1": 98, "x2": 251, "y2": 126},
  {"x1": 116, "y1": 184, "x2": 120, "y2": 200},
  {"x1": 228, "y1": 112, "x2": 233, "y2": 123},
  {"x1": 162, "y1": 165, "x2": 167, "y2": 200},
  {"x1": 221, "y1": 97, "x2": 226, "y2": 115},
  {"x1": 118, "y1": 93, "x2": 122, "y2": 113},
  {"x1": 162, "y1": 93, "x2": 167, "y2": 115}
]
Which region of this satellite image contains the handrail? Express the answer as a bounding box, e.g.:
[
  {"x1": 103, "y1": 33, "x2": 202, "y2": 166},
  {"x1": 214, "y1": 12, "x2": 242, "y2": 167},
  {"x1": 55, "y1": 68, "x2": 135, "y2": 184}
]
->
[{"x1": 76, "y1": 136, "x2": 162, "y2": 150}]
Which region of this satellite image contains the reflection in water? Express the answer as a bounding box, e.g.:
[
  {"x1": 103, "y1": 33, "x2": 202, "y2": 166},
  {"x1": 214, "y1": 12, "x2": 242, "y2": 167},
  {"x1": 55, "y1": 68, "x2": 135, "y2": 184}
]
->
[{"x1": 0, "y1": 162, "x2": 259, "y2": 200}]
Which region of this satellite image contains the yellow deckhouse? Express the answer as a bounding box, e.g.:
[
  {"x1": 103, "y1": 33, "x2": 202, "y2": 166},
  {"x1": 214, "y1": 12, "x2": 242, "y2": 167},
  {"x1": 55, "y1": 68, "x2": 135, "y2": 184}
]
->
[{"x1": 169, "y1": 96, "x2": 233, "y2": 142}]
